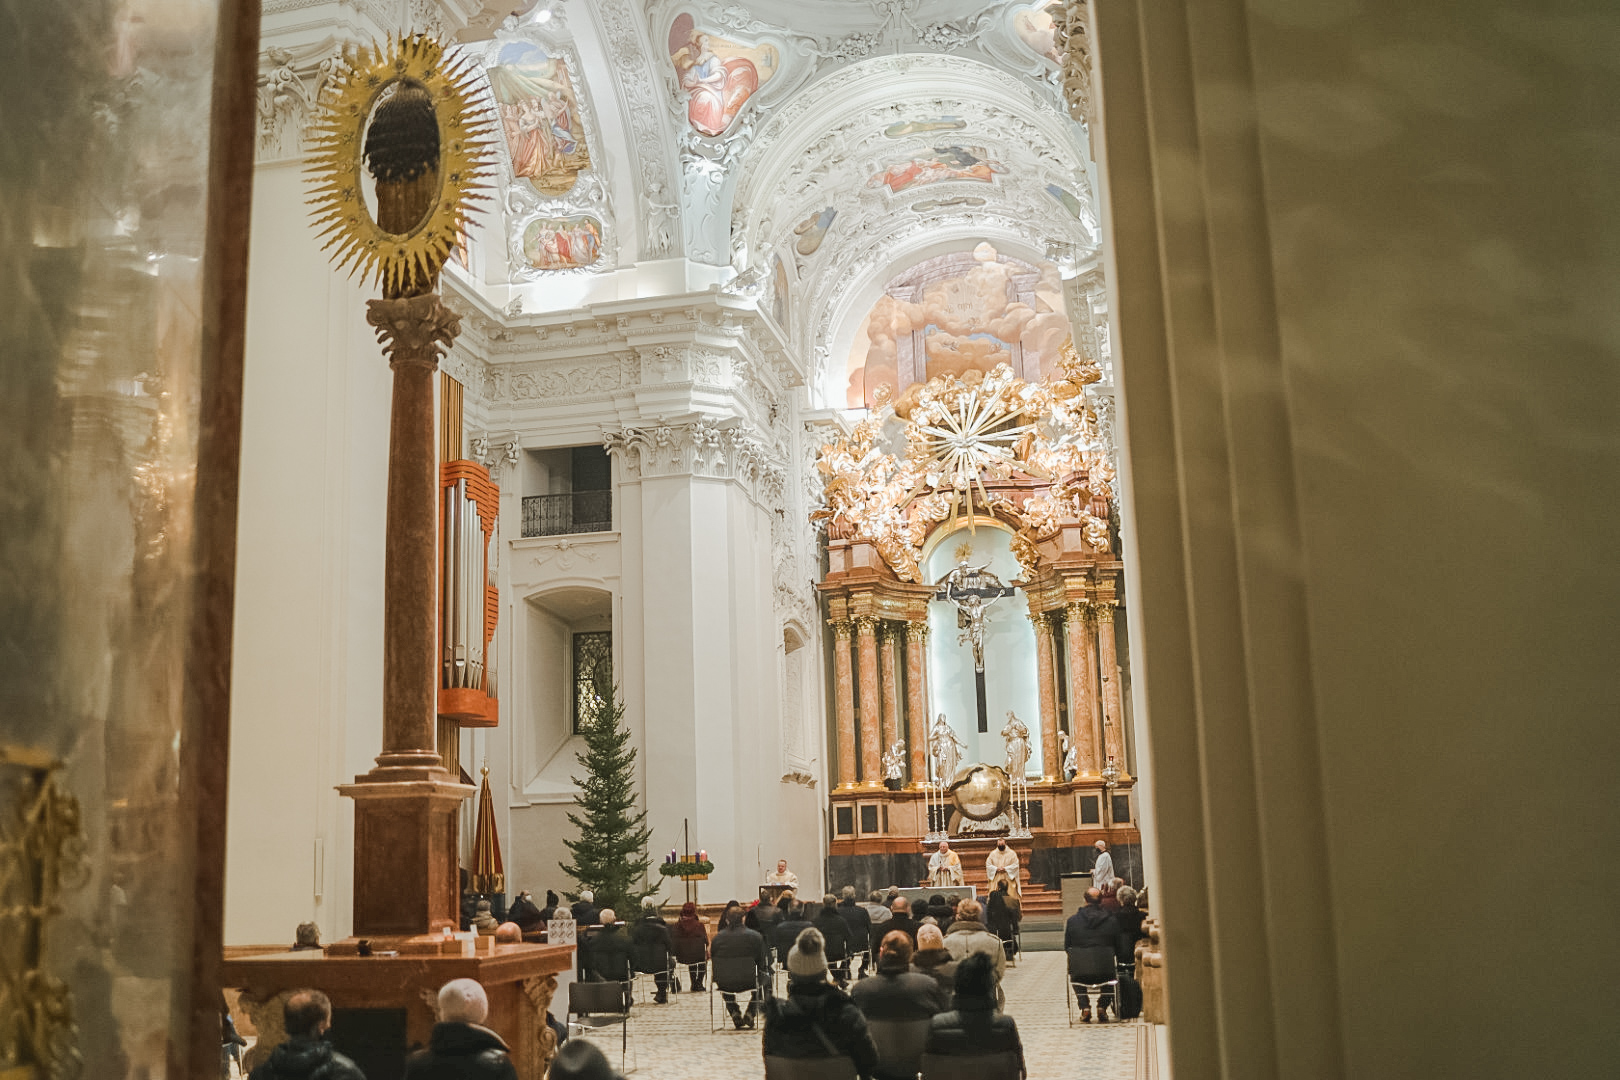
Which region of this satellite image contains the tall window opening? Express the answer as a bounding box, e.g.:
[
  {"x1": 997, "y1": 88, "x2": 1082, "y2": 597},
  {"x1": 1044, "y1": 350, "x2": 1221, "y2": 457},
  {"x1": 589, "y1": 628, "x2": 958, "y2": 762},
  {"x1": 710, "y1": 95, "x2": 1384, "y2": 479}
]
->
[{"x1": 572, "y1": 630, "x2": 613, "y2": 732}]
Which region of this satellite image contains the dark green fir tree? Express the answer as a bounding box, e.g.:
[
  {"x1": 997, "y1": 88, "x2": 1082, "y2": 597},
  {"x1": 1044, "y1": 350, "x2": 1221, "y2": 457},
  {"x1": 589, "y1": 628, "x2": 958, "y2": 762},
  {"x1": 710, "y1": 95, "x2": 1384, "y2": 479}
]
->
[{"x1": 559, "y1": 687, "x2": 653, "y2": 914}]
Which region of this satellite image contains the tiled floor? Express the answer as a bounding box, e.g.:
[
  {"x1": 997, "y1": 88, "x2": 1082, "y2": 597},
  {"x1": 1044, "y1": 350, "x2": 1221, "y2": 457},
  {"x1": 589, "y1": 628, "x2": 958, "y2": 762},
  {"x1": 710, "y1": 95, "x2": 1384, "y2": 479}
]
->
[{"x1": 570, "y1": 951, "x2": 1141, "y2": 1079}]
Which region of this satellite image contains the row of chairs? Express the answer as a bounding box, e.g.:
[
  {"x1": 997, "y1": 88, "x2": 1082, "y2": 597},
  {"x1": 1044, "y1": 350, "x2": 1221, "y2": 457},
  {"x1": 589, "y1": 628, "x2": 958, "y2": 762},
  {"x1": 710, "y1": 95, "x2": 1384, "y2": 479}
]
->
[{"x1": 762, "y1": 1051, "x2": 1020, "y2": 1080}]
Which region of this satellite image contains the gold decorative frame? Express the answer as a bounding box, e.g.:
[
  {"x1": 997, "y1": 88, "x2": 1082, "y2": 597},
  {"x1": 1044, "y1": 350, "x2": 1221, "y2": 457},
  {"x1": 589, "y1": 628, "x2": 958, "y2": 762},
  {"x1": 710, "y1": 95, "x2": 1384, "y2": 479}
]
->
[
  {"x1": 813, "y1": 342, "x2": 1114, "y2": 581},
  {"x1": 306, "y1": 34, "x2": 495, "y2": 296}
]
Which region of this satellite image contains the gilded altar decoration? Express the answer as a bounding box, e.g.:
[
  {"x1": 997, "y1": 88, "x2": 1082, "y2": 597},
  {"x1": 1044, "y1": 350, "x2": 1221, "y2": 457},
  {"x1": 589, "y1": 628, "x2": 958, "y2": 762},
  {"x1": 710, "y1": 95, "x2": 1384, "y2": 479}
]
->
[
  {"x1": 1, "y1": 746, "x2": 89, "y2": 1079},
  {"x1": 306, "y1": 34, "x2": 496, "y2": 297},
  {"x1": 813, "y1": 340, "x2": 1113, "y2": 581}
]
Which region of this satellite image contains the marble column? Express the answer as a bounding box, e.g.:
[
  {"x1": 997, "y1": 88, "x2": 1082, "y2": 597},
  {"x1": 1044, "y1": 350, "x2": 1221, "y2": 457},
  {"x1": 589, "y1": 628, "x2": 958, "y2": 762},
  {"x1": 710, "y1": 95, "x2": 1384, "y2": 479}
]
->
[
  {"x1": 855, "y1": 616, "x2": 883, "y2": 786},
  {"x1": 1064, "y1": 601, "x2": 1101, "y2": 775},
  {"x1": 831, "y1": 620, "x2": 856, "y2": 789},
  {"x1": 879, "y1": 623, "x2": 902, "y2": 770},
  {"x1": 338, "y1": 294, "x2": 473, "y2": 937},
  {"x1": 1096, "y1": 603, "x2": 1127, "y2": 773},
  {"x1": 1032, "y1": 613, "x2": 1061, "y2": 781},
  {"x1": 905, "y1": 621, "x2": 930, "y2": 786}
]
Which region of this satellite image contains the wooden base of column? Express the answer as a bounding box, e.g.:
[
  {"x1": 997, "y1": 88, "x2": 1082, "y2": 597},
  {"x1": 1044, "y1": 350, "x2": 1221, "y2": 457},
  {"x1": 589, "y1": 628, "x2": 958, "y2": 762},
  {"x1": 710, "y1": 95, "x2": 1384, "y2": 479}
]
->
[{"x1": 339, "y1": 779, "x2": 473, "y2": 936}]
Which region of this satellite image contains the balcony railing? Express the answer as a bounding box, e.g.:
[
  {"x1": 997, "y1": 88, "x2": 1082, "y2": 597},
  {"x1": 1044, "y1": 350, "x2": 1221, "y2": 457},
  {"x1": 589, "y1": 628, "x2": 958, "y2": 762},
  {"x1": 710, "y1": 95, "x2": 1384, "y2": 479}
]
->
[{"x1": 522, "y1": 491, "x2": 612, "y2": 538}]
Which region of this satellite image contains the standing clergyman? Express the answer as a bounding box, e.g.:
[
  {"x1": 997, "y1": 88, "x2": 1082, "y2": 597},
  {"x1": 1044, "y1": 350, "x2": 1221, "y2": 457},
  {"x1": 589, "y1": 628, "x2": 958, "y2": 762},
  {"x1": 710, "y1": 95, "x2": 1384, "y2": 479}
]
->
[
  {"x1": 985, "y1": 837, "x2": 1021, "y2": 899},
  {"x1": 765, "y1": 859, "x2": 799, "y2": 888},
  {"x1": 1090, "y1": 840, "x2": 1114, "y2": 890},
  {"x1": 928, "y1": 840, "x2": 964, "y2": 888}
]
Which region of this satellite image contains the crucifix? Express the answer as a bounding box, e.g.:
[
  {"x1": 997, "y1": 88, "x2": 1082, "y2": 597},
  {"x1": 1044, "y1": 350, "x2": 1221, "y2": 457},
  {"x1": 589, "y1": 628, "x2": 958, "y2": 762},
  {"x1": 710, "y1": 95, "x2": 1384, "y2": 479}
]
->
[{"x1": 935, "y1": 545, "x2": 1017, "y2": 731}]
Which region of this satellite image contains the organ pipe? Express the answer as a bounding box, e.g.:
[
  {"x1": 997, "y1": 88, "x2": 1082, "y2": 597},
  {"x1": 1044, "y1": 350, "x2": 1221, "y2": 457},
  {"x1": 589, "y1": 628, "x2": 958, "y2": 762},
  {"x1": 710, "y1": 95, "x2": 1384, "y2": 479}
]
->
[{"x1": 439, "y1": 461, "x2": 500, "y2": 726}]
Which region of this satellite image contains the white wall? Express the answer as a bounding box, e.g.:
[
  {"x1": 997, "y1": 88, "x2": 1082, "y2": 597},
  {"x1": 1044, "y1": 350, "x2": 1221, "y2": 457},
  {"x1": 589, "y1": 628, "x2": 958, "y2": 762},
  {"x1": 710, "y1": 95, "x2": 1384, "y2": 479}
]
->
[{"x1": 224, "y1": 161, "x2": 393, "y2": 945}]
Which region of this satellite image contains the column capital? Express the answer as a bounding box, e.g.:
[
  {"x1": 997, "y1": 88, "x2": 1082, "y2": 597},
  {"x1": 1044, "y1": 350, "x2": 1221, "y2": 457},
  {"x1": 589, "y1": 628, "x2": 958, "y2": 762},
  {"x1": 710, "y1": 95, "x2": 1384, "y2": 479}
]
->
[
  {"x1": 366, "y1": 293, "x2": 460, "y2": 370},
  {"x1": 906, "y1": 619, "x2": 930, "y2": 641},
  {"x1": 830, "y1": 618, "x2": 853, "y2": 640},
  {"x1": 1064, "y1": 600, "x2": 1092, "y2": 626},
  {"x1": 1094, "y1": 601, "x2": 1116, "y2": 624},
  {"x1": 1028, "y1": 611, "x2": 1055, "y2": 636},
  {"x1": 853, "y1": 614, "x2": 879, "y2": 635}
]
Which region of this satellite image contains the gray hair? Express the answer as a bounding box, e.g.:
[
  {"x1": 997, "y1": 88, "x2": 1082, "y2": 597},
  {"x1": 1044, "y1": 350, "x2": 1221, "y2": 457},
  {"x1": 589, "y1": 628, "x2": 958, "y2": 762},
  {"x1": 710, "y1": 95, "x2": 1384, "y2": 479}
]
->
[
  {"x1": 841, "y1": 886, "x2": 856, "y2": 900},
  {"x1": 1118, "y1": 886, "x2": 1138, "y2": 907}
]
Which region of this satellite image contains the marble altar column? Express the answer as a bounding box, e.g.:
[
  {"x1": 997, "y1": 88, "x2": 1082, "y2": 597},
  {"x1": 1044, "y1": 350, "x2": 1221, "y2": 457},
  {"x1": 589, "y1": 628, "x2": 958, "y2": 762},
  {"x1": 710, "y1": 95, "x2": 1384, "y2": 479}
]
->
[
  {"x1": 905, "y1": 621, "x2": 930, "y2": 786},
  {"x1": 1096, "y1": 603, "x2": 1127, "y2": 773},
  {"x1": 1064, "y1": 601, "x2": 1101, "y2": 775},
  {"x1": 831, "y1": 620, "x2": 857, "y2": 789},
  {"x1": 855, "y1": 615, "x2": 882, "y2": 786},
  {"x1": 1032, "y1": 613, "x2": 1061, "y2": 781},
  {"x1": 338, "y1": 295, "x2": 473, "y2": 936},
  {"x1": 879, "y1": 623, "x2": 901, "y2": 768}
]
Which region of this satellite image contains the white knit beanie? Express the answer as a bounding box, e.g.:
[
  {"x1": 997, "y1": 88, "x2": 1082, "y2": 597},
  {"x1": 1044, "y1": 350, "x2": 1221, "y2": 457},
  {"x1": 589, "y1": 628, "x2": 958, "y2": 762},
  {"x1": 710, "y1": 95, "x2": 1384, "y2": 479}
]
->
[{"x1": 787, "y1": 927, "x2": 829, "y2": 978}]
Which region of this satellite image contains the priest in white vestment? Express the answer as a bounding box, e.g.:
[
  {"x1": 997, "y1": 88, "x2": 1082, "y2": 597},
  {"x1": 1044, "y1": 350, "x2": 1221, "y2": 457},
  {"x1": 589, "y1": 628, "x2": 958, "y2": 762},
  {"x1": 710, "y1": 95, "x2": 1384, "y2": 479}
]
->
[
  {"x1": 928, "y1": 840, "x2": 964, "y2": 887},
  {"x1": 764, "y1": 859, "x2": 799, "y2": 888},
  {"x1": 1091, "y1": 840, "x2": 1115, "y2": 889},
  {"x1": 985, "y1": 837, "x2": 1021, "y2": 899}
]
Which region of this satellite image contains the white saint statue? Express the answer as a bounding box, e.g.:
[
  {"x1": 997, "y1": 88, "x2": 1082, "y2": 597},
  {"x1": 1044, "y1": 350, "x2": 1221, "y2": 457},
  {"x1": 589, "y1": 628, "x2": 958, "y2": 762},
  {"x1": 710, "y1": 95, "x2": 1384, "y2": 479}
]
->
[
  {"x1": 883, "y1": 739, "x2": 906, "y2": 783},
  {"x1": 1061, "y1": 731, "x2": 1079, "y2": 780},
  {"x1": 1001, "y1": 711, "x2": 1031, "y2": 778},
  {"x1": 928, "y1": 840, "x2": 964, "y2": 888},
  {"x1": 930, "y1": 714, "x2": 966, "y2": 785}
]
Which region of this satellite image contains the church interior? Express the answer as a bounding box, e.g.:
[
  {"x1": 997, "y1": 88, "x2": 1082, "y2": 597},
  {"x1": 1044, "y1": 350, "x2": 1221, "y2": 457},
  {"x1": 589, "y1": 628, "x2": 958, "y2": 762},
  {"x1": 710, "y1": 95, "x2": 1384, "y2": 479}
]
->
[{"x1": 2, "y1": 1, "x2": 1617, "y2": 1078}]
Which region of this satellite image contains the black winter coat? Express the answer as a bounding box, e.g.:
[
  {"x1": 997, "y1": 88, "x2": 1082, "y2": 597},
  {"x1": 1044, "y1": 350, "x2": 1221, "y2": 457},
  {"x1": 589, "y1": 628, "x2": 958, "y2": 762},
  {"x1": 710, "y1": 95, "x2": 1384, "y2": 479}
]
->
[
  {"x1": 249, "y1": 1036, "x2": 366, "y2": 1080},
  {"x1": 1064, "y1": 904, "x2": 1128, "y2": 979},
  {"x1": 925, "y1": 993, "x2": 1025, "y2": 1076},
  {"x1": 588, "y1": 924, "x2": 635, "y2": 981},
  {"x1": 813, "y1": 909, "x2": 852, "y2": 961},
  {"x1": 571, "y1": 900, "x2": 600, "y2": 926},
  {"x1": 402, "y1": 1023, "x2": 518, "y2": 1080},
  {"x1": 836, "y1": 900, "x2": 871, "y2": 949},
  {"x1": 630, "y1": 915, "x2": 674, "y2": 973},
  {"x1": 710, "y1": 923, "x2": 769, "y2": 987},
  {"x1": 671, "y1": 918, "x2": 709, "y2": 965},
  {"x1": 849, "y1": 960, "x2": 947, "y2": 1020},
  {"x1": 506, "y1": 895, "x2": 544, "y2": 932},
  {"x1": 763, "y1": 977, "x2": 879, "y2": 1078},
  {"x1": 910, "y1": 948, "x2": 958, "y2": 996},
  {"x1": 773, "y1": 917, "x2": 815, "y2": 961}
]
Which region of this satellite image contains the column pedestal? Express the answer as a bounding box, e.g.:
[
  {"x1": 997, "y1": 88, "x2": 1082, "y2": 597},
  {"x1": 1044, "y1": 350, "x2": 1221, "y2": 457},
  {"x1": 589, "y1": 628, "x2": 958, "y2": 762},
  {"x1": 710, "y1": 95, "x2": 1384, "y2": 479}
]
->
[{"x1": 338, "y1": 780, "x2": 470, "y2": 936}]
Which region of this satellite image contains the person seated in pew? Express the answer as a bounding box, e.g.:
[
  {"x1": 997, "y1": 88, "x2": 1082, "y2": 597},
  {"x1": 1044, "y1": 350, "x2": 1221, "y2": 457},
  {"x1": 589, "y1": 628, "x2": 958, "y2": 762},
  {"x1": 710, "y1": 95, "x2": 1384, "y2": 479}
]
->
[
  {"x1": 763, "y1": 928, "x2": 878, "y2": 1079},
  {"x1": 923, "y1": 952, "x2": 1025, "y2": 1078},
  {"x1": 910, "y1": 923, "x2": 958, "y2": 997}
]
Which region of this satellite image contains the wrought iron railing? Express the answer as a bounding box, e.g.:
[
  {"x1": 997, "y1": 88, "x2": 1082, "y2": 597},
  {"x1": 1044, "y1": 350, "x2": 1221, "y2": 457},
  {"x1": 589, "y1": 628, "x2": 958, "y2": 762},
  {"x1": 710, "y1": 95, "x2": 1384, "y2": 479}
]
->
[{"x1": 522, "y1": 491, "x2": 612, "y2": 537}]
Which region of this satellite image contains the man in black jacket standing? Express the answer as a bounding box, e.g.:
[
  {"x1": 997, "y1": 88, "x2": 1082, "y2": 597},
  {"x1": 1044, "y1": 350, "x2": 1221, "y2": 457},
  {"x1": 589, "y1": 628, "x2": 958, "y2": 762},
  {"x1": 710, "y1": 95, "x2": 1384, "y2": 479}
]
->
[
  {"x1": 1064, "y1": 888, "x2": 1129, "y2": 1022},
  {"x1": 571, "y1": 889, "x2": 600, "y2": 927},
  {"x1": 835, "y1": 886, "x2": 873, "y2": 977},
  {"x1": 402, "y1": 979, "x2": 517, "y2": 1080},
  {"x1": 630, "y1": 901, "x2": 675, "y2": 1004}
]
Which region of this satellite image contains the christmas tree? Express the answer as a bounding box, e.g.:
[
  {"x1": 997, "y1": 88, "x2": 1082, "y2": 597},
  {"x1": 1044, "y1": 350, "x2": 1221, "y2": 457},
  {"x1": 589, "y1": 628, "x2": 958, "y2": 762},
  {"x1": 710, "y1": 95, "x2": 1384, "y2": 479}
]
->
[{"x1": 559, "y1": 687, "x2": 653, "y2": 914}]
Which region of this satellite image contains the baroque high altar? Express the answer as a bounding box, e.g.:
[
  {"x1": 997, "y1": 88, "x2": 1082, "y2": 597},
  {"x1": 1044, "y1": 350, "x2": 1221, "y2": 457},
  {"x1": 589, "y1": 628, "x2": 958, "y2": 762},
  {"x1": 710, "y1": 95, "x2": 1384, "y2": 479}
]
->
[{"x1": 813, "y1": 344, "x2": 1139, "y2": 901}]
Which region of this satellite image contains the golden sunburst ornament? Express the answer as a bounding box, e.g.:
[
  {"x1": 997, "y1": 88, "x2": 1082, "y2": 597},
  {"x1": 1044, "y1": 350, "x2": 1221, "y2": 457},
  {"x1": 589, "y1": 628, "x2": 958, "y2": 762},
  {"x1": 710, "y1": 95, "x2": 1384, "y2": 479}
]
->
[{"x1": 306, "y1": 34, "x2": 496, "y2": 297}]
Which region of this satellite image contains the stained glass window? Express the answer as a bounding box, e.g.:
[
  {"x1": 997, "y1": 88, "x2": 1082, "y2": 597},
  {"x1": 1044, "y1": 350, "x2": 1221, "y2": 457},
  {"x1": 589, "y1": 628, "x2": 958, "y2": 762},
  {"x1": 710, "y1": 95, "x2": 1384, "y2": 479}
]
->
[{"x1": 573, "y1": 631, "x2": 613, "y2": 732}]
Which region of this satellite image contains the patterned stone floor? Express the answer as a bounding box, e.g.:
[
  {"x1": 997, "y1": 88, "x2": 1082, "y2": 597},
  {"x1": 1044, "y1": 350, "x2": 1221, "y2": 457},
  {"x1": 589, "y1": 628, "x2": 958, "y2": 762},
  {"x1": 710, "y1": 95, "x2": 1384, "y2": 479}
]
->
[{"x1": 569, "y1": 951, "x2": 1142, "y2": 1079}]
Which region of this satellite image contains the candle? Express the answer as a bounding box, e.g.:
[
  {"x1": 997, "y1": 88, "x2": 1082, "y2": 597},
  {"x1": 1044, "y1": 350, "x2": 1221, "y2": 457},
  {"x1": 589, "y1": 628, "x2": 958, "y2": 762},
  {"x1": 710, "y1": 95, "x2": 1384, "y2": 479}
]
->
[{"x1": 698, "y1": 849, "x2": 707, "y2": 862}]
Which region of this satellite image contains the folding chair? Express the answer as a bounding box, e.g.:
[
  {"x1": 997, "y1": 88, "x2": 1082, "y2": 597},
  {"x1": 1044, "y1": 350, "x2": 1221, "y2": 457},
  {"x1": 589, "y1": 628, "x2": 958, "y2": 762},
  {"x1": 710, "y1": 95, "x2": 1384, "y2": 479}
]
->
[
  {"x1": 568, "y1": 979, "x2": 635, "y2": 1073},
  {"x1": 763, "y1": 1055, "x2": 859, "y2": 1080},
  {"x1": 920, "y1": 1051, "x2": 1022, "y2": 1080},
  {"x1": 709, "y1": 955, "x2": 765, "y2": 1033},
  {"x1": 867, "y1": 1018, "x2": 931, "y2": 1080}
]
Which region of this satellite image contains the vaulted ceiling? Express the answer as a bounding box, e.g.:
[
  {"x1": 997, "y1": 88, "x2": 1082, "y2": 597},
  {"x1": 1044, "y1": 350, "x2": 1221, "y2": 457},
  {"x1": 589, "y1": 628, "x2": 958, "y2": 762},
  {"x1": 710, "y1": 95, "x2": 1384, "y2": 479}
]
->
[{"x1": 451, "y1": 0, "x2": 1096, "y2": 406}]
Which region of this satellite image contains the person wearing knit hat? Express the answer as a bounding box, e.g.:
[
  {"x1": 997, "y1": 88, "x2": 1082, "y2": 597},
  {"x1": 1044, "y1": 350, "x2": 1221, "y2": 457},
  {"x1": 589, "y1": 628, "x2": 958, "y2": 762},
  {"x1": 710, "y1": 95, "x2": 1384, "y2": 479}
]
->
[{"x1": 763, "y1": 928, "x2": 878, "y2": 1075}]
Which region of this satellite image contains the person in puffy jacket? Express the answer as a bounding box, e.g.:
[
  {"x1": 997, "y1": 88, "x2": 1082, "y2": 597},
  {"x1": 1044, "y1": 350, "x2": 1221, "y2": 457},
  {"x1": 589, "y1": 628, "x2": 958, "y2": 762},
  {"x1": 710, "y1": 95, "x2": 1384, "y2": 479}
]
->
[
  {"x1": 671, "y1": 900, "x2": 709, "y2": 992},
  {"x1": 1064, "y1": 888, "x2": 1130, "y2": 1021},
  {"x1": 811, "y1": 894, "x2": 853, "y2": 985},
  {"x1": 248, "y1": 990, "x2": 366, "y2": 1080},
  {"x1": 629, "y1": 902, "x2": 675, "y2": 1004},
  {"x1": 402, "y1": 979, "x2": 517, "y2": 1080},
  {"x1": 923, "y1": 952, "x2": 1025, "y2": 1078},
  {"x1": 763, "y1": 928, "x2": 878, "y2": 1078}
]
